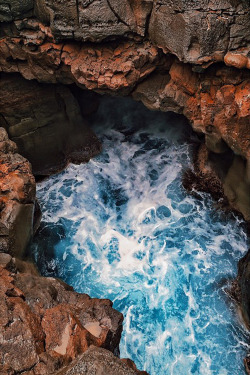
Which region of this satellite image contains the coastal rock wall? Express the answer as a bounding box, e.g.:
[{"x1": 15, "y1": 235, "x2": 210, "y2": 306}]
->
[
  {"x1": 0, "y1": 128, "x2": 35, "y2": 257},
  {"x1": 149, "y1": 0, "x2": 250, "y2": 66},
  {"x1": 0, "y1": 73, "x2": 101, "y2": 176},
  {"x1": 1, "y1": 2, "x2": 250, "y2": 373},
  {"x1": 0, "y1": 253, "x2": 147, "y2": 375},
  {"x1": 1, "y1": 0, "x2": 250, "y2": 218},
  {"x1": 1, "y1": 27, "x2": 249, "y2": 217}
]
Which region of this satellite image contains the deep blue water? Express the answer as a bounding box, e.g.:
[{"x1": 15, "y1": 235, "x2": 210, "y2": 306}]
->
[{"x1": 30, "y1": 97, "x2": 249, "y2": 374}]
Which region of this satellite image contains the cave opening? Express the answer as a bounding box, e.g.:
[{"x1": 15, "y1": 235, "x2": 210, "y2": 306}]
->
[{"x1": 26, "y1": 94, "x2": 249, "y2": 375}]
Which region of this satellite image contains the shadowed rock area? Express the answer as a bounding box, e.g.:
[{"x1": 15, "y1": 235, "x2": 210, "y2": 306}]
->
[{"x1": 0, "y1": 74, "x2": 101, "y2": 176}]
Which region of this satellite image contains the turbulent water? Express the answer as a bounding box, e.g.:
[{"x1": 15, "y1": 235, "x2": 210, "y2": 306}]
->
[{"x1": 29, "y1": 97, "x2": 249, "y2": 375}]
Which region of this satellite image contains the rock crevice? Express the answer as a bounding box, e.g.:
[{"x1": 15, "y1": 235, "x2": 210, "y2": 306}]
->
[{"x1": 1, "y1": 1, "x2": 250, "y2": 373}]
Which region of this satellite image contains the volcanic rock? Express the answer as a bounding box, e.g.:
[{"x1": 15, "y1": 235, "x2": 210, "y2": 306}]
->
[
  {"x1": 0, "y1": 73, "x2": 101, "y2": 176},
  {"x1": 55, "y1": 346, "x2": 148, "y2": 375},
  {"x1": 0, "y1": 127, "x2": 35, "y2": 256},
  {"x1": 0, "y1": 254, "x2": 127, "y2": 375}
]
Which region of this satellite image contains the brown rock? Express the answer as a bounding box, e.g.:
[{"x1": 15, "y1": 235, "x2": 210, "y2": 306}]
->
[
  {"x1": 0, "y1": 33, "x2": 160, "y2": 95},
  {"x1": 0, "y1": 74, "x2": 101, "y2": 176},
  {"x1": 224, "y1": 52, "x2": 249, "y2": 69},
  {"x1": 0, "y1": 258, "x2": 129, "y2": 375},
  {"x1": 55, "y1": 346, "x2": 149, "y2": 375},
  {"x1": 0, "y1": 128, "x2": 35, "y2": 256}
]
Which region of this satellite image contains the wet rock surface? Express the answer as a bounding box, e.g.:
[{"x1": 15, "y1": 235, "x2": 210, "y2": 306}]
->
[
  {"x1": 0, "y1": 253, "x2": 147, "y2": 375},
  {"x1": 233, "y1": 249, "x2": 250, "y2": 328},
  {"x1": 232, "y1": 248, "x2": 250, "y2": 374}
]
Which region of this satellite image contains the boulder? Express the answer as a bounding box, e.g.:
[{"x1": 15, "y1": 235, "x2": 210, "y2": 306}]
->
[
  {"x1": 55, "y1": 346, "x2": 149, "y2": 375},
  {"x1": 0, "y1": 257, "x2": 129, "y2": 375}
]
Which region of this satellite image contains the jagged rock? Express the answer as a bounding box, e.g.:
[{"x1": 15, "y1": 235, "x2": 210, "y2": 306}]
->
[
  {"x1": 0, "y1": 0, "x2": 34, "y2": 22},
  {"x1": 0, "y1": 73, "x2": 101, "y2": 176},
  {"x1": 232, "y1": 249, "x2": 250, "y2": 374},
  {"x1": 0, "y1": 257, "x2": 127, "y2": 375},
  {"x1": 133, "y1": 61, "x2": 250, "y2": 220},
  {"x1": 1, "y1": 0, "x2": 152, "y2": 40},
  {"x1": 2, "y1": 0, "x2": 250, "y2": 68},
  {"x1": 149, "y1": 0, "x2": 250, "y2": 65},
  {"x1": 234, "y1": 249, "x2": 250, "y2": 328},
  {"x1": 0, "y1": 33, "x2": 160, "y2": 94},
  {"x1": 55, "y1": 346, "x2": 149, "y2": 375},
  {"x1": 0, "y1": 128, "x2": 36, "y2": 256}
]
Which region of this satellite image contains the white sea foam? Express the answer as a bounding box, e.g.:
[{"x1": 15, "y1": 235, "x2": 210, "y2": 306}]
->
[{"x1": 31, "y1": 96, "x2": 249, "y2": 375}]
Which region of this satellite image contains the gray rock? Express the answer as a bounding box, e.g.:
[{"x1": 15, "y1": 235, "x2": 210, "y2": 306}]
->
[
  {"x1": 34, "y1": 0, "x2": 138, "y2": 42},
  {"x1": 0, "y1": 0, "x2": 33, "y2": 22},
  {"x1": 148, "y1": 0, "x2": 250, "y2": 64},
  {"x1": 55, "y1": 346, "x2": 148, "y2": 375}
]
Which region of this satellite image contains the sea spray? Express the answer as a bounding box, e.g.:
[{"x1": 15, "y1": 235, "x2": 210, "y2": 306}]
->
[{"x1": 29, "y1": 97, "x2": 249, "y2": 375}]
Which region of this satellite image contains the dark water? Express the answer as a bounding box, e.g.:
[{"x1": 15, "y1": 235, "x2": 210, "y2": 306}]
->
[{"x1": 29, "y1": 97, "x2": 249, "y2": 374}]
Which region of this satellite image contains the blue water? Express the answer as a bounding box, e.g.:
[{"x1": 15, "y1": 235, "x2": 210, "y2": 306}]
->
[{"x1": 30, "y1": 97, "x2": 249, "y2": 374}]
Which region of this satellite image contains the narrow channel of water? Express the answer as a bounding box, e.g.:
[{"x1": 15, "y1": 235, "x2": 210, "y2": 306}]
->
[{"x1": 29, "y1": 97, "x2": 249, "y2": 374}]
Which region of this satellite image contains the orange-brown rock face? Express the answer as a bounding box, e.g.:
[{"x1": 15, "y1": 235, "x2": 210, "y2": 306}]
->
[
  {"x1": 0, "y1": 254, "x2": 131, "y2": 375},
  {"x1": 0, "y1": 30, "x2": 160, "y2": 94},
  {"x1": 133, "y1": 61, "x2": 250, "y2": 219},
  {"x1": 1, "y1": 22, "x2": 250, "y2": 218},
  {"x1": 0, "y1": 128, "x2": 36, "y2": 256},
  {"x1": 134, "y1": 61, "x2": 250, "y2": 158}
]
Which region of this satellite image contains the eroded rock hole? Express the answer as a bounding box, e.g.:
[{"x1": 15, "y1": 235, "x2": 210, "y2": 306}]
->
[{"x1": 25, "y1": 94, "x2": 249, "y2": 375}]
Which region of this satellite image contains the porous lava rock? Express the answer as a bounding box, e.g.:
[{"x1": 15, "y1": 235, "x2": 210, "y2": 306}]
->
[
  {"x1": 231, "y1": 248, "x2": 250, "y2": 374},
  {"x1": 1, "y1": 0, "x2": 250, "y2": 68},
  {"x1": 1, "y1": 1, "x2": 250, "y2": 373},
  {"x1": 149, "y1": 0, "x2": 250, "y2": 66},
  {"x1": 0, "y1": 127, "x2": 36, "y2": 256},
  {"x1": 0, "y1": 253, "x2": 143, "y2": 375},
  {"x1": 0, "y1": 14, "x2": 250, "y2": 218}
]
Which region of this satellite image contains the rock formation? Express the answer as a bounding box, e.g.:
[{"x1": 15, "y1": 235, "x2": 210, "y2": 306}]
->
[
  {"x1": 1, "y1": 0, "x2": 250, "y2": 373},
  {"x1": 231, "y1": 248, "x2": 250, "y2": 374},
  {"x1": 0, "y1": 0, "x2": 250, "y2": 219},
  {"x1": 0, "y1": 74, "x2": 101, "y2": 176},
  {"x1": 0, "y1": 253, "x2": 147, "y2": 375},
  {"x1": 0, "y1": 128, "x2": 36, "y2": 257},
  {"x1": 0, "y1": 132, "x2": 147, "y2": 374},
  {"x1": 55, "y1": 346, "x2": 148, "y2": 375}
]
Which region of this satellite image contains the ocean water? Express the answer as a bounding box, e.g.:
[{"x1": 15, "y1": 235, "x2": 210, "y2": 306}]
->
[{"x1": 29, "y1": 97, "x2": 249, "y2": 374}]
